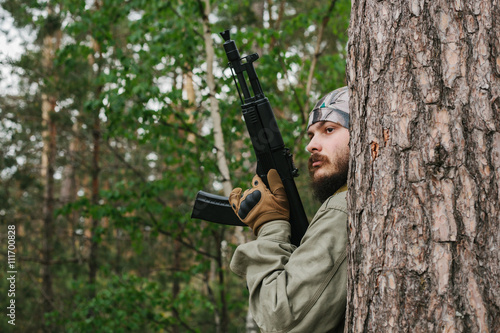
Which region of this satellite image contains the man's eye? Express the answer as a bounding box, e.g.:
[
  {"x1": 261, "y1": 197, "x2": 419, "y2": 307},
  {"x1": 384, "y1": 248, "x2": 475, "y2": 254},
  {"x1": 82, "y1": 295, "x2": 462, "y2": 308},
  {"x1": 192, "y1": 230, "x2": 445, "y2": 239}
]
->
[{"x1": 326, "y1": 127, "x2": 335, "y2": 133}]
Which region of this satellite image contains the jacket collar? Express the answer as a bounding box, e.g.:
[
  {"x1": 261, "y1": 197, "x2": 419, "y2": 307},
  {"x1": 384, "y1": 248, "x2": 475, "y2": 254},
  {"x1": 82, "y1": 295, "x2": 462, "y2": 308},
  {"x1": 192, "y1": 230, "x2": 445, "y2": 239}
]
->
[{"x1": 334, "y1": 184, "x2": 348, "y2": 195}]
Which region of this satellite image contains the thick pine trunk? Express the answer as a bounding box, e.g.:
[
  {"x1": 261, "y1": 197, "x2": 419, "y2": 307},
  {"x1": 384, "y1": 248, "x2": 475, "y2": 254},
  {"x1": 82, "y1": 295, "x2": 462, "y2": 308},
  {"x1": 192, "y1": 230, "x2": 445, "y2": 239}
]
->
[{"x1": 346, "y1": 0, "x2": 500, "y2": 332}]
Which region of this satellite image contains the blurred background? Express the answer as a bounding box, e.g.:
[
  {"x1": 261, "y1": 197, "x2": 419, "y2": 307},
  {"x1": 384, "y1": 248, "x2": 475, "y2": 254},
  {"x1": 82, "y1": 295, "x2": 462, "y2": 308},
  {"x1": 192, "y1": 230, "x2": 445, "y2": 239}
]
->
[{"x1": 0, "y1": 0, "x2": 350, "y2": 331}]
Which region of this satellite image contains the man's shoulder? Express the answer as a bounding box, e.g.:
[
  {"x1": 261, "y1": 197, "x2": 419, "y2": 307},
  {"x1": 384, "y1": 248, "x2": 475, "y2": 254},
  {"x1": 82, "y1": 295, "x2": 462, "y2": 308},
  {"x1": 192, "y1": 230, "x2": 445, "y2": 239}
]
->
[
  {"x1": 307, "y1": 186, "x2": 348, "y2": 239},
  {"x1": 319, "y1": 187, "x2": 347, "y2": 214}
]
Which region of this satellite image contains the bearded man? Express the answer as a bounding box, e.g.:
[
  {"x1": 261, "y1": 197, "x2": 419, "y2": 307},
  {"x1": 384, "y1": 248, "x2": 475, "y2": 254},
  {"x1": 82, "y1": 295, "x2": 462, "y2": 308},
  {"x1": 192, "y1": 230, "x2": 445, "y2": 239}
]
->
[{"x1": 229, "y1": 87, "x2": 350, "y2": 333}]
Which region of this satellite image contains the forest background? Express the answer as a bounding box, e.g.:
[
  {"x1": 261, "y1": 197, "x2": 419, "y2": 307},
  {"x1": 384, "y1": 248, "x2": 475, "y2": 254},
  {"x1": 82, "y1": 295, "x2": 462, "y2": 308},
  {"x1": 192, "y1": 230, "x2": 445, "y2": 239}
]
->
[{"x1": 0, "y1": 0, "x2": 350, "y2": 331}]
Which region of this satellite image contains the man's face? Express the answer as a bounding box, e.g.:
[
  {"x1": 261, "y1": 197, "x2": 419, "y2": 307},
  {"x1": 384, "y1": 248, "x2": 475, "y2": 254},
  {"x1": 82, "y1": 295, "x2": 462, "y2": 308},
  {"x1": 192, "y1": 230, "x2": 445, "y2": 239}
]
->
[{"x1": 306, "y1": 121, "x2": 350, "y2": 202}]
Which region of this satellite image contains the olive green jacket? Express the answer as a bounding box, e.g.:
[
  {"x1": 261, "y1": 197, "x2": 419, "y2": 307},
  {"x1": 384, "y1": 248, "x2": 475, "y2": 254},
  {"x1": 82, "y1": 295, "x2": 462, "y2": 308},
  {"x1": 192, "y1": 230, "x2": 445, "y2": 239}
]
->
[{"x1": 230, "y1": 186, "x2": 348, "y2": 333}]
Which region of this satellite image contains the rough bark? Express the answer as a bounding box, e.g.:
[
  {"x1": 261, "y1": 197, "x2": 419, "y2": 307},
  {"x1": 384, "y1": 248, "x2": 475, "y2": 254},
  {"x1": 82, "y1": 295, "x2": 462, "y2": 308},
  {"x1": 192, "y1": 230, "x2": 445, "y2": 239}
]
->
[{"x1": 346, "y1": 0, "x2": 500, "y2": 332}]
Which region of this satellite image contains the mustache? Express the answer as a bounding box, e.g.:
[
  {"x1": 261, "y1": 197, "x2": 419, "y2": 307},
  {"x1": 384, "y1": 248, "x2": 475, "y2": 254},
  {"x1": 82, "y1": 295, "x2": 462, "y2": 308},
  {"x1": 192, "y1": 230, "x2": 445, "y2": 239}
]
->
[{"x1": 308, "y1": 153, "x2": 329, "y2": 171}]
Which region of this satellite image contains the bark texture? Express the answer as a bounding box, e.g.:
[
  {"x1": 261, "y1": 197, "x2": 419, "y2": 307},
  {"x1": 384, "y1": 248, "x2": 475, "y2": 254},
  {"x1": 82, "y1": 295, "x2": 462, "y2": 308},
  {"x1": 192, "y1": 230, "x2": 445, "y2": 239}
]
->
[{"x1": 346, "y1": 0, "x2": 500, "y2": 332}]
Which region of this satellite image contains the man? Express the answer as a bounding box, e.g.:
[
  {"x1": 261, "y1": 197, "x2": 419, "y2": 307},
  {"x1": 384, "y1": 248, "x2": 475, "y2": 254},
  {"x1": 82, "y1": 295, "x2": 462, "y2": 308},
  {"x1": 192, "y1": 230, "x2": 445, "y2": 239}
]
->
[{"x1": 229, "y1": 86, "x2": 350, "y2": 333}]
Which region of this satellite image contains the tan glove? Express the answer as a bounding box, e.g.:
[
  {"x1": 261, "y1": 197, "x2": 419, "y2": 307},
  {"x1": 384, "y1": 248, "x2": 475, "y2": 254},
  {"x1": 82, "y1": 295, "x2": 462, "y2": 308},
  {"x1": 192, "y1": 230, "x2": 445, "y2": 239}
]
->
[{"x1": 229, "y1": 169, "x2": 289, "y2": 235}]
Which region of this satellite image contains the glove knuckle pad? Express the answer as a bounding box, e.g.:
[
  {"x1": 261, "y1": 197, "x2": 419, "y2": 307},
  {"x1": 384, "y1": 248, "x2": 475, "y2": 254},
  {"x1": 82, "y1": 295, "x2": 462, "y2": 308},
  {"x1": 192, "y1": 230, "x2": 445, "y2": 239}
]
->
[{"x1": 238, "y1": 190, "x2": 262, "y2": 219}]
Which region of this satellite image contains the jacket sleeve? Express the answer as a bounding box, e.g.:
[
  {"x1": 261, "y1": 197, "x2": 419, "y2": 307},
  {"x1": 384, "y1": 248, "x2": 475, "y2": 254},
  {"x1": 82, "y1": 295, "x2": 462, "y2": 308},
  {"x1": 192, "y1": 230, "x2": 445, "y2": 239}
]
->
[{"x1": 230, "y1": 196, "x2": 347, "y2": 333}]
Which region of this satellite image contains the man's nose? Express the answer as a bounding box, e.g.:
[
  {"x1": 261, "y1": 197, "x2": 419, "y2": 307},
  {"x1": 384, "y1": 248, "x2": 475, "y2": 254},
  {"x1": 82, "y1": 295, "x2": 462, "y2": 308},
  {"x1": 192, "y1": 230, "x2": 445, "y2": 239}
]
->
[{"x1": 306, "y1": 136, "x2": 321, "y2": 153}]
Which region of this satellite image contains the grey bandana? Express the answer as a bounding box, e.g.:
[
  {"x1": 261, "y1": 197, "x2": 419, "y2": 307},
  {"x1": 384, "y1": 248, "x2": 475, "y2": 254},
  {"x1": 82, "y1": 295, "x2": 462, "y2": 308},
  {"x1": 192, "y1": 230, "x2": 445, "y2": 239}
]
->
[{"x1": 307, "y1": 87, "x2": 349, "y2": 129}]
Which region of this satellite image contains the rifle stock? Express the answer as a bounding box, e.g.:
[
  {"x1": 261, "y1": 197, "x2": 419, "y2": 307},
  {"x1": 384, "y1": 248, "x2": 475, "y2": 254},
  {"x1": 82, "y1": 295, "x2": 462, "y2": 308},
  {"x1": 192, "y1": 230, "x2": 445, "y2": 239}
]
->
[{"x1": 191, "y1": 30, "x2": 308, "y2": 246}]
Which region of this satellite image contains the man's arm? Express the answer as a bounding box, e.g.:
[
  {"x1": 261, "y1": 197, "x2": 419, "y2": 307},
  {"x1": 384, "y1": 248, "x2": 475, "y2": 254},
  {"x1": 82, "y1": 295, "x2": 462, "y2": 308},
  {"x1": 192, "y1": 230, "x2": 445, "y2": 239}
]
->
[{"x1": 230, "y1": 192, "x2": 348, "y2": 333}]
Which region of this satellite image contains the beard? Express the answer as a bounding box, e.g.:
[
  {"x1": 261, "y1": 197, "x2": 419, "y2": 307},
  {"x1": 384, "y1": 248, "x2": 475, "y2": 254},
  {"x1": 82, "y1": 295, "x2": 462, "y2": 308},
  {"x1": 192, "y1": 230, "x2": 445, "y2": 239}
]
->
[{"x1": 308, "y1": 152, "x2": 349, "y2": 203}]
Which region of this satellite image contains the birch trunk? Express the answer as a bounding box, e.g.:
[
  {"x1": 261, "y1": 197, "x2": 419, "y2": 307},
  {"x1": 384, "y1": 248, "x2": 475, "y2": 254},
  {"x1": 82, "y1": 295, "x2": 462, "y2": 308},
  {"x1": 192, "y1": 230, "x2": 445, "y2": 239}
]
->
[
  {"x1": 200, "y1": 0, "x2": 232, "y2": 331},
  {"x1": 346, "y1": 0, "x2": 500, "y2": 331},
  {"x1": 201, "y1": 2, "x2": 232, "y2": 197}
]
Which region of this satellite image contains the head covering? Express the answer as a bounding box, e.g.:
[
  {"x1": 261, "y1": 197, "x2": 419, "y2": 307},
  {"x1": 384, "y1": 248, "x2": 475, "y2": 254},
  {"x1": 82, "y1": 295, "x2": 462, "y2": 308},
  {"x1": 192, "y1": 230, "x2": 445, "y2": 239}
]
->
[{"x1": 307, "y1": 86, "x2": 349, "y2": 129}]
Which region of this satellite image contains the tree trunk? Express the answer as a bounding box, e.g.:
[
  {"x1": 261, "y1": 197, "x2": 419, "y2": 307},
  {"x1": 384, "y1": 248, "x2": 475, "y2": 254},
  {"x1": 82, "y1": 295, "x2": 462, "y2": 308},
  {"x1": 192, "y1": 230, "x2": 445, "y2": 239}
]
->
[
  {"x1": 88, "y1": 106, "x2": 101, "y2": 299},
  {"x1": 40, "y1": 8, "x2": 62, "y2": 327},
  {"x1": 183, "y1": 67, "x2": 197, "y2": 144},
  {"x1": 41, "y1": 90, "x2": 56, "y2": 316},
  {"x1": 346, "y1": 0, "x2": 500, "y2": 332},
  {"x1": 88, "y1": 1, "x2": 103, "y2": 301},
  {"x1": 61, "y1": 121, "x2": 81, "y2": 280},
  {"x1": 200, "y1": 0, "x2": 232, "y2": 197},
  {"x1": 304, "y1": 0, "x2": 338, "y2": 112},
  {"x1": 172, "y1": 238, "x2": 182, "y2": 333},
  {"x1": 200, "y1": 0, "x2": 232, "y2": 331}
]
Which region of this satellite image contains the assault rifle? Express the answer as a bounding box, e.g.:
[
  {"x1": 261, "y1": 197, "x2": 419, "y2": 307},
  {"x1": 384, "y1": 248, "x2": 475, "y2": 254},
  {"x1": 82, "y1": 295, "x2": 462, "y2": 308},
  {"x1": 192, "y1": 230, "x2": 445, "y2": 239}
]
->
[{"x1": 191, "y1": 30, "x2": 308, "y2": 246}]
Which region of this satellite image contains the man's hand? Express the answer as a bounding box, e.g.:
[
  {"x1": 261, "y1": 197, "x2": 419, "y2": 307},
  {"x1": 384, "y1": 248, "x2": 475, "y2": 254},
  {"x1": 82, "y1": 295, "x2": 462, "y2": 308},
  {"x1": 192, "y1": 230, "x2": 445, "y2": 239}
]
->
[{"x1": 229, "y1": 169, "x2": 290, "y2": 235}]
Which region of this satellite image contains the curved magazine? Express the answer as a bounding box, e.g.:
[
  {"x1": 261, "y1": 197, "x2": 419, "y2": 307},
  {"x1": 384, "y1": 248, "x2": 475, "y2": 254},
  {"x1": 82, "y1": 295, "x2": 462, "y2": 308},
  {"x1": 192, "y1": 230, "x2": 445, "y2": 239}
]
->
[{"x1": 191, "y1": 191, "x2": 246, "y2": 227}]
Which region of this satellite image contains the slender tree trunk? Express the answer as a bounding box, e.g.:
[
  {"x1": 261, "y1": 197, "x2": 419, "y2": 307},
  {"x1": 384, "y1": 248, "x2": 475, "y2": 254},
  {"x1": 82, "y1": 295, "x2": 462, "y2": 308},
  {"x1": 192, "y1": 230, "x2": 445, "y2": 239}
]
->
[
  {"x1": 199, "y1": 1, "x2": 232, "y2": 331},
  {"x1": 347, "y1": 0, "x2": 500, "y2": 332},
  {"x1": 172, "y1": 238, "x2": 182, "y2": 333},
  {"x1": 304, "y1": 0, "x2": 338, "y2": 112},
  {"x1": 215, "y1": 230, "x2": 228, "y2": 333},
  {"x1": 200, "y1": 0, "x2": 232, "y2": 197},
  {"x1": 40, "y1": 8, "x2": 61, "y2": 328},
  {"x1": 61, "y1": 121, "x2": 80, "y2": 281},
  {"x1": 268, "y1": 0, "x2": 285, "y2": 49},
  {"x1": 41, "y1": 90, "x2": 56, "y2": 315},
  {"x1": 88, "y1": 107, "x2": 101, "y2": 298},
  {"x1": 166, "y1": 68, "x2": 198, "y2": 333},
  {"x1": 184, "y1": 66, "x2": 197, "y2": 143},
  {"x1": 88, "y1": 9, "x2": 103, "y2": 298}
]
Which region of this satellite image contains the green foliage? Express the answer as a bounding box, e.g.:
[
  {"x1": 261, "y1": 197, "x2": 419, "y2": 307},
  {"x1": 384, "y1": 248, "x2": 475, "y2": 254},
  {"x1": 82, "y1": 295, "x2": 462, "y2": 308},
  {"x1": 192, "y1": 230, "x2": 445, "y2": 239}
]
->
[{"x1": 47, "y1": 274, "x2": 205, "y2": 332}]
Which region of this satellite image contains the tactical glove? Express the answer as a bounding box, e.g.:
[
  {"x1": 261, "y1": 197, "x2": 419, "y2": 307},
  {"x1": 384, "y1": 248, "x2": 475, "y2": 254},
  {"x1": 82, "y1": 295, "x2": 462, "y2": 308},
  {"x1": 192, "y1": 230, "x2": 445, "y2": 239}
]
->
[{"x1": 229, "y1": 169, "x2": 290, "y2": 235}]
